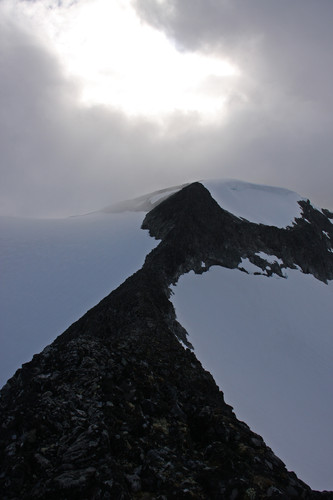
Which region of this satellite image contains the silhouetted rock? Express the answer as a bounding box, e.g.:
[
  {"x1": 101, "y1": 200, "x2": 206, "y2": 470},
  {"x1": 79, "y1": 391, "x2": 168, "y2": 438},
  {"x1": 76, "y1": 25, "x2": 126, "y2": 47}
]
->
[{"x1": 1, "y1": 183, "x2": 332, "y2": 499}]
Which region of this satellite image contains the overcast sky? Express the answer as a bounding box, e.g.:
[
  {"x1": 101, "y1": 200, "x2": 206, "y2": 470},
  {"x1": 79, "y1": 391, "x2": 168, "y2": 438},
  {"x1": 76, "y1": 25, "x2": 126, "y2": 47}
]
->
[{"x1": 1, "y1": 0, "x2": 332, "y2": 217}]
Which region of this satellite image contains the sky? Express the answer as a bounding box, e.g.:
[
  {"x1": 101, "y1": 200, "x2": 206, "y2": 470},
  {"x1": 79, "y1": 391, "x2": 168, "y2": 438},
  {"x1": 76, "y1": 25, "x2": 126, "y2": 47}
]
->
[{"x1": 1, "y1": 0, "x2": 333, "y2": 217}]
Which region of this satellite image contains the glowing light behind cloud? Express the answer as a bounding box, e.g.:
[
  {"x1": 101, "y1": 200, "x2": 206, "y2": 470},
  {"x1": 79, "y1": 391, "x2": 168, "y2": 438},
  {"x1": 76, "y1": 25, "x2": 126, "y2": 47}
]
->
[{"x1": 8, "y1": 0, "x2": 240, "y2": 120}]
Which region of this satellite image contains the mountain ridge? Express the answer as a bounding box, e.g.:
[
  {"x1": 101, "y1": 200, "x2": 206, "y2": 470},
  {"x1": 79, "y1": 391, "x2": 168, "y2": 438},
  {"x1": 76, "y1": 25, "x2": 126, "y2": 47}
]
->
[{"x1": 1, "y1": 182, "x2": 332, "y2": 498}]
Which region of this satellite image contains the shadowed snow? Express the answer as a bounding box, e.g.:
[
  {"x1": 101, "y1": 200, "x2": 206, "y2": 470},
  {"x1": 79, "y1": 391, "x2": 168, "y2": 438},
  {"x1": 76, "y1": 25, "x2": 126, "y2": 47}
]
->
[
  {"x1": 171, "y1": 267, "x2": 333, "y2": 490},
  {"x1": 0, "y1": 212, "x2": 157, "y2": 387}
]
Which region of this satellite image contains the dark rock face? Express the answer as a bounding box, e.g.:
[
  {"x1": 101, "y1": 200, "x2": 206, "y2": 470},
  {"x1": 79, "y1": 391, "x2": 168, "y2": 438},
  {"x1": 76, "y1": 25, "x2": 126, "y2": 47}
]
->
[
  {"x1": 1, "y1": 183, "x2": 332, "y2": 499},
  {"x1": 142, "y1": 183, "x2": 333, "y2": 284}
]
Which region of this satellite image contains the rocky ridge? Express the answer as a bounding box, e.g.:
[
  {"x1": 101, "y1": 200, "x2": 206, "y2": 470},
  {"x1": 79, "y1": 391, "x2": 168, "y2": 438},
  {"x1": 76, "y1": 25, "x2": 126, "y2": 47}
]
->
[{"x1": 0, "y1": 182, "x2": 332, "y2": 499}]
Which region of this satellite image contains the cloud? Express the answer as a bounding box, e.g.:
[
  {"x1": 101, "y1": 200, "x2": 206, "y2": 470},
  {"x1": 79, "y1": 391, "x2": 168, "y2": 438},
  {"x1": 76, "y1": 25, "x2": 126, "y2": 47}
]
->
[
  {"x1": 0, "y1": 9, "x2": 177, "y2": 216},
  {"x1": 0, "y1": 2, "x2": 228, "y2": 216},
  {"x1": 0, "y1": 0, "x2": 332, "y2": 217},
  {"x1": 134, "y1": 0, "x2": 333, "y2": 204}
]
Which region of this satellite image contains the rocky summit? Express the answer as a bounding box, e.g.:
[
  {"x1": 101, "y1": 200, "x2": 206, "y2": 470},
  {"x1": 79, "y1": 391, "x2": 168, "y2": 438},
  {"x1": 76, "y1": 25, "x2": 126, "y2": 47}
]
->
[{"x1": 1, "y1": 183, "x2": 333, "y2": 499}]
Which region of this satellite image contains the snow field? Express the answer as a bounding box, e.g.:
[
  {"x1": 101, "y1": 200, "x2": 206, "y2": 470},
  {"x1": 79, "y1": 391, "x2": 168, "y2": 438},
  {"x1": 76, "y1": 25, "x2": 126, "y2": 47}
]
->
[
  {"x1": 203, "y1": 179, "x2": 304, "y2": 227},
  {"x1": 171, "y1": 266, "x2": 333, "y2": 490},
  {"x1": 0, "y1": 212, "x2": 157, "y2": 388}
]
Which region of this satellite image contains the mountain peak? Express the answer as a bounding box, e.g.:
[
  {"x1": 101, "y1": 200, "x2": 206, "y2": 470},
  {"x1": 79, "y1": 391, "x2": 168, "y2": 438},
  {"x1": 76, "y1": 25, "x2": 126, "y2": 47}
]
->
[
  {"x1": 142, "y1": 181, "x2": 333, "y2": 284},
  {"x1": 1, "y1": 182, "x2": 332, "y2": 498}
]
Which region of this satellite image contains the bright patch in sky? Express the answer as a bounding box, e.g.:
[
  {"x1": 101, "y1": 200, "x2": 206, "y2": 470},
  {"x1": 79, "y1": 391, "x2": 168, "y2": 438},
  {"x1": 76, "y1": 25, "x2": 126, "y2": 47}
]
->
[{"x1": 9, "y1": 0, "x2": 240, "y2": 119}]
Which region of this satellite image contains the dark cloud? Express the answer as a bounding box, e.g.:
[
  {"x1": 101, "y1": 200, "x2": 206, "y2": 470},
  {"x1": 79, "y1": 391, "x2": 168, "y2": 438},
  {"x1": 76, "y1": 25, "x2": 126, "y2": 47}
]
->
[
  {"x1": 134, "y1": 0, "x2": 333, "y2": 207},
  {"x1": 134, "y1": 0, "x2": 333, "y2": 91},
  {"x1": 134, "y1": 0, "x2": 333, "y2": 114},
  {"x1": 0, "y1": 1, "x2": 332, "y2": 217}
]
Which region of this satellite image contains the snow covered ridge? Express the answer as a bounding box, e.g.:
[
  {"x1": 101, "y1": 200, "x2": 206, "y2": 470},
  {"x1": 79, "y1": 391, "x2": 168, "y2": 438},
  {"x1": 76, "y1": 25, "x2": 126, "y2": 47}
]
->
[
  {"x1": 1, "y1": 179, "x2": 331, "y2": 390},
  {"x1": 142, "y1": 180, "x2": 333, "y2": 284},
  {"x1": 98, "y1": 179, "x2": 311, "y2": 228},
  {"x1": 98, "y1": 183, "x2": 190, "y2": 213},
  {"x1": 1, "y1": 180, "x2": 332, "y2": 495},
  {"x1": 202, "y1": 179, "x2": 306, "y2": 228}
]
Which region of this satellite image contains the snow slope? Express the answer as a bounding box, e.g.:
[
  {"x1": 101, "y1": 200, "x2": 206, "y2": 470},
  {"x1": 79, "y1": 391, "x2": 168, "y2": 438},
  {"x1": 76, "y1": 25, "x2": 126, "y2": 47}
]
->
[
  {"x1": 99, "y1": 179, "x2": 305, "y2": 228},
  {"x1": 202, "y1": 179, "x2": 305, "y2": 227},
  {"x1": 0, "y1": 212, "x2": 157, "y2": 388},
  {"x1": 171, "y1": 268, "x2": 333, "y2": 491},
  {"x1": 98, "y1": 183, "x2": 189, "y2": 213}
]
